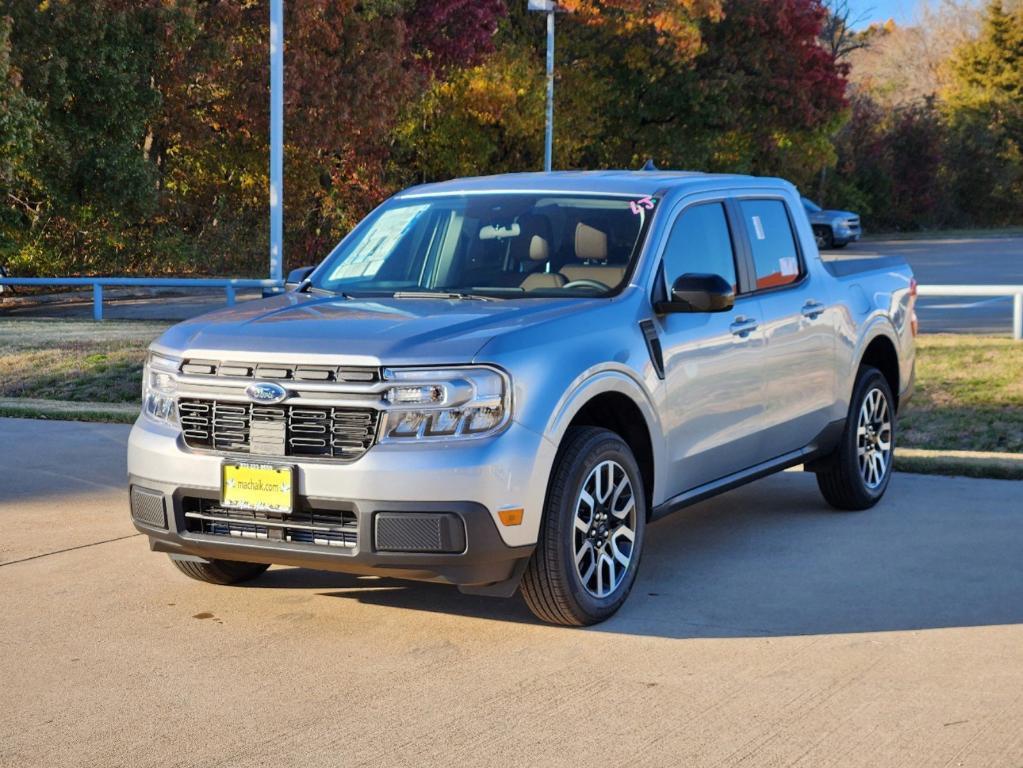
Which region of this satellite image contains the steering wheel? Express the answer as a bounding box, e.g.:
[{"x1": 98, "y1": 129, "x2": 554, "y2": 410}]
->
[{"x1": 562, "y1": 278, "x2": 611, "y2": 292}]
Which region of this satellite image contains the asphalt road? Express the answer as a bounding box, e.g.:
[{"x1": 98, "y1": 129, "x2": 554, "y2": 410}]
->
[
  {"x1": 3, "y1": 235, "x2": 1021, "y2": 334},
  {"x1": 2, "y1": 417, "x2": 1022, "y2": 767},
  {"x1": 826, "y1": 235, "x2": 1023, "y2": 334}
]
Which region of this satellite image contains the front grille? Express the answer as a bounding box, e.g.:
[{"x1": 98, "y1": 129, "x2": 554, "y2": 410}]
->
[
  {"x1": 183, "y1": 497, "x2": 358, "y2": 549},
  {"x1": 180, "y1": 359, "x2": 379, "y2": 383},
  {"x1": 179, "y1": 399, "x2": 379, "y2": 461}
]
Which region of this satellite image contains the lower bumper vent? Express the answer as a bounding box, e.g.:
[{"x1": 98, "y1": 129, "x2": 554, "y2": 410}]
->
[
  {"x1": 183, "y1": 497, "x2": 357, "y2": 549},
  {"x1": 374, "y1": 512, "x2": 466, "y2": 554},
  {"x1": 130, "y1": 486, "x2": 168, "y2": 529}
]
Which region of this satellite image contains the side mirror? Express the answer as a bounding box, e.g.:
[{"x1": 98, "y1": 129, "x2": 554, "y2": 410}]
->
[
  {"x1": 285, "y1": 266, "x2": 316, "y2": 290},
  {"x1": 656, "y1": 273, "x2": 735, "y2": 314}
]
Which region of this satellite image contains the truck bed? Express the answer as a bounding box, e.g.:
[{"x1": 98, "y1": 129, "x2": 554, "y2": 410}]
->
[{"x1": 822, "y1": 255, "x2": 908, "y2": 279}]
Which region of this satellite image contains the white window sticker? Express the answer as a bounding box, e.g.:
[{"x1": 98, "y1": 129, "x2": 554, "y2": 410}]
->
[
  {"x1": 751, "y1": 215, "x2": 766, "y2": 240},
  {"x1": 779, "y1": 256, "x2": 799, "y2": 276},
  {"x1": 328, "y1": 204, "x2": 428, "y2": 281}
]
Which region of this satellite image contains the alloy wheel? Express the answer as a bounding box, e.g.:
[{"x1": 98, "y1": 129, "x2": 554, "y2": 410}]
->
[
  {"x1": 573, "y1": 460, "x2": 637, "y2": 598},
  {"x1": 857, "y1": 387, "x2": 892, "y2": 489}
]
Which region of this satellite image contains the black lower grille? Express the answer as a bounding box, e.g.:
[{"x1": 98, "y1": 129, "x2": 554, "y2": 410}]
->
[
  {"x1": 179, "y1": 399, "x2": 378, "y2": 461},
  {"x1": 183, "y1": 497, "x2": 358, "y2": 549}
]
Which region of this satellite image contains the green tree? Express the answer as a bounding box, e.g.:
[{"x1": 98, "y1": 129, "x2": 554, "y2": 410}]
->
[
  {"x1": 0, "y1": 15, "x2": 42, "y2": 252},
  {"x1": 943, "y1": 0, "x2": 1023, "y2": 224},
  {"x1": 2, "y1": 0, "x2": 176, "y2": 274}
]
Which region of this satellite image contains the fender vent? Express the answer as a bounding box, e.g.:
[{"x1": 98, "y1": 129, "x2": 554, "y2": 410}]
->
[{"x1": 639, "y1": 320, "x2": 665, "y2": 380}]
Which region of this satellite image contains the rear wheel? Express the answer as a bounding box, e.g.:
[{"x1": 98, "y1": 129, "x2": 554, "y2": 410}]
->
[
  {"x1": 816, "y1": 366, "x2": 895, "y2": 510},
  {"x1": 521, "y1": 427, "x2": 646, "y2": 626},
  {"x1": 169, "y1": 556, "x2": 270, "y2": 585}
]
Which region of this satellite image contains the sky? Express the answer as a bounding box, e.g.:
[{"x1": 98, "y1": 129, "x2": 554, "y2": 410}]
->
[{"x1": 846, "y1": 0, "x2": 917, "y2": 28}]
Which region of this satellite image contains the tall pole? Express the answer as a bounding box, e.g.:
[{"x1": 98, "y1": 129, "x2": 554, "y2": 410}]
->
[
  {"x1": 544, "y1": 9, "x2": 555, "y2": 173},
  {"x1": 269, "y1": 0, "x2": 284, "y2": 283}
]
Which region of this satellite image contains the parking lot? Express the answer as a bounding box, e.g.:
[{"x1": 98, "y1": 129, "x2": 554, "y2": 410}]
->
[
  {"x1": 3, "y1": 235, "x2": 1023, "y2": 335},
  {"x1": 830, "y1": 235, "x2": 1023, "y2": 334},
  {"x1": 2, "y1": 417, "x2": 1022, "y2": 767}
]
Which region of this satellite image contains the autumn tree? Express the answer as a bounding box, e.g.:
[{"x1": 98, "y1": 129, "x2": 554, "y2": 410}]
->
[
  {"x1": 398, "y1": 0, "x2": 846, "y2": 188},
  {"x1": 0, "y1": 0, "x2": 507, "y2": 276}
]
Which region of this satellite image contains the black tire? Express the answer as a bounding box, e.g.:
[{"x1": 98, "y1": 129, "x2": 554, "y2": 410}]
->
[
  {"x1": 521, "y1": 427, "x2": 647, "y2": 626},
  {"x1": 169, "y1": 556, "x2": 270, "y2": 585},
  {"x1": 816, "y1": 366, "x2": 895, "y2": 511},
  {"x1": 814, "y1": 227, "x2": 835, "y2": 250},
  {"x1": 831, "y1": 241, "x2": 848, "y2": 249}
]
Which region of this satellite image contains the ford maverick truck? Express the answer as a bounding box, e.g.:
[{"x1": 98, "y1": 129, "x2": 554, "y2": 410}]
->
[{"x1": 128, "y1": 171, "x2": 916, "y2": 625}]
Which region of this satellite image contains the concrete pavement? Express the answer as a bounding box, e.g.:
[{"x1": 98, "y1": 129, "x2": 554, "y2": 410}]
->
[{"x1": 1, "y1": 417, "x2": 1022, "y2": 767}]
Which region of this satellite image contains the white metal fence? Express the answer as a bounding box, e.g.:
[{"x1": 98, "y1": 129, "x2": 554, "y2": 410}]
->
[
  {"x1": 0, "y1": 277, "x2": 282, "y2": 321},
  {"x1": 915, "y1": 285, "x2": 1023, "y2": 341}
]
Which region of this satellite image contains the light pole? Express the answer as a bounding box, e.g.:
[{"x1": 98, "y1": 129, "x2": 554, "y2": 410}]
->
[
  {"x1": 269, "y1": 0, "x2": 284, "y2": 283},
  {"x1": 528, "y1": 1, "x2": 559, "y2": 173}
]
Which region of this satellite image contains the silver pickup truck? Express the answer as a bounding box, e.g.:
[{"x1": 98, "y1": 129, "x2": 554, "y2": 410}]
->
[{"x1": 128, "y1": 171, "x2": 916, "y2": 625}]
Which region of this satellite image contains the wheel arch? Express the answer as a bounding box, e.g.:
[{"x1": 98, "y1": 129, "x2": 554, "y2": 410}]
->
[
  {"x1": 858, "y1": 332, "x2": 901, "y2": 411},
  {"x1": 544, "y1": 368, "x2": 664, "y2": 515}
]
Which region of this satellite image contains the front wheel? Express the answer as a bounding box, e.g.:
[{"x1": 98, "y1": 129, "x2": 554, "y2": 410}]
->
[
  {"x1": 521, "y1": 427, "x2": 646, "y2": 626},
  {"x1": 170, "y1": 556, "x2": 270, "y2": 585},
  {"x1": 815, "y1": 366, "x2": 895, "y2": 510}
]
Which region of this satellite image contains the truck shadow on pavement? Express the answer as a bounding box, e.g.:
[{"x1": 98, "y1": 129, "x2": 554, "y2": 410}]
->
[{"x1": 248, "y1": 472, "x2": 1023, "y2": 639}]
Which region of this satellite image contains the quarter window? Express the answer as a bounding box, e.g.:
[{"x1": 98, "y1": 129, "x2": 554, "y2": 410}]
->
[
  {"x1": 739, "y1": 199, "x2": 802, "y2": 290},
  {"x1": 662, "y1": 202, "x2": 737, "y2": 290}
]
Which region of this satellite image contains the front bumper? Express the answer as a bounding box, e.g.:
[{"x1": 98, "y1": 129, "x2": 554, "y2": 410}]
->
[
  {"x1": 834, "y1": 226, "x2": 862, "y2": 244},
  {"x1": 128, "y1": 416, "x2": 555, "y2": 592}
]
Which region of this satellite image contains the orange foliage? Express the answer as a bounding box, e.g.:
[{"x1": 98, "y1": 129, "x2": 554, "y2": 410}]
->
[{"x1": 557, "y1": 0, "x2": 724, "y2": 56}]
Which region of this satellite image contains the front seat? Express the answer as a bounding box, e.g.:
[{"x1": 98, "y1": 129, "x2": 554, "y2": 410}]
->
[
  {"x1": 560, "y1": 223, "x2": 625, "y2": 287},
  {"x1": 515, "y1": 216, "x2": 565, "y2": 291}
]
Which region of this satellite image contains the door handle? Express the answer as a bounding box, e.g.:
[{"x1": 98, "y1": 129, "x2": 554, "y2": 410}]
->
[
  {"x1": 729, "y1": 316, "x2": 759, "y2": 338},
  {"x1": 801, "y1": 301, "x2": 826, "y2": 319}
]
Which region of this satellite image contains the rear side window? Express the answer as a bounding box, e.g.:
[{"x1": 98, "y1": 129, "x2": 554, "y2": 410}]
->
[
  {"x1": 662, "y1": 202, "x2": 737, "y2": 290},
  {"x1": 739, "y1": 199, "x2": 802, "y2": 290}
]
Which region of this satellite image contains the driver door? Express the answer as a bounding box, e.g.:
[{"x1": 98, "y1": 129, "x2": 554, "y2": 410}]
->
[{"x1": 654, "y1": 198, "x2": 769, "y2": 497}]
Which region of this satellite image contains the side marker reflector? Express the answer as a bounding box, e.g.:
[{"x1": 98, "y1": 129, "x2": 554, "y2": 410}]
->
[{"x1": 498, "y1": 507, "x2": 524, "y2": 526}]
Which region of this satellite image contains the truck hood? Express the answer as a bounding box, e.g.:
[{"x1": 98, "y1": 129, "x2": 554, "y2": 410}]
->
[{"x1": 154, "y1": 292, "x2": 599, "y2": 365}]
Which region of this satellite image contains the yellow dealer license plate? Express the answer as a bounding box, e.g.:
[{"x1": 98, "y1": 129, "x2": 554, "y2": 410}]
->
[{"x1": 221, "y1": 462, "x2": 294, "y2": 514}]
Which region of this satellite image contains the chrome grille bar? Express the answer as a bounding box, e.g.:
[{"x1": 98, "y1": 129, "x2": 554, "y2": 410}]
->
[{"x1": 178, "y1": 398, "x2": 378, "y2": 461}]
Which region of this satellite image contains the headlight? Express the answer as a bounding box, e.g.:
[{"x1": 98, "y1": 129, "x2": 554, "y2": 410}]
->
[
  {"x1": 380, "y1": 366, "x2": 510, "y2": 442},
  {"x1": 142, "y1": 351, "x2": 181, "y2": 425}
]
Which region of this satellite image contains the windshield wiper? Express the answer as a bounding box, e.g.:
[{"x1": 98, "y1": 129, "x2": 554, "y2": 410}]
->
[{"x1": 391, "y1": 291, "x2": 495, "y2": 301}]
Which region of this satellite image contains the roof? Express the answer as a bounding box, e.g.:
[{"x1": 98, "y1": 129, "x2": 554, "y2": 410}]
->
[{"x1": 394, "y1": 170, "x2": 790, "y2": 199}]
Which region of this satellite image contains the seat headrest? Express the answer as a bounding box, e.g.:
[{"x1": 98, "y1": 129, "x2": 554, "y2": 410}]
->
[
  {"x1": 512, "y1": 215, "x2": 553, "y2": 263},
  {"x1": 528, "y1": 234, "x2": 550, "y2": 262},
  {"x1": 575, "y1": 223, "x2": 608, "y2": 262}
]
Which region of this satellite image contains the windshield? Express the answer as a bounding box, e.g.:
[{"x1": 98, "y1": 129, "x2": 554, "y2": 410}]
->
[
  {"x1": 801, "y1": 196, "x2": 822, "y2": 213},
  {"x1": 310, "y1": 193, "x2": 656, "y2": 298}
]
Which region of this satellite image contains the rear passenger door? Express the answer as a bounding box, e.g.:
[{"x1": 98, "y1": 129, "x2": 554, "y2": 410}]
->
[
  {"x1": 734, "y1": 197, "x2": 837, "y2": 456},
  {"x1": 654, "y1": 198, "x2": 768, "y2": 497}
]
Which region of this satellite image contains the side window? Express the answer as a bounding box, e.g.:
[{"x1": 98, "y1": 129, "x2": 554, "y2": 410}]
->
[
  {"x1": 662, "y1": 202, "x2": 737, "y2": 290},
  {"x1": 739, "y1": 199, "x2": 802, "y2": 290}
]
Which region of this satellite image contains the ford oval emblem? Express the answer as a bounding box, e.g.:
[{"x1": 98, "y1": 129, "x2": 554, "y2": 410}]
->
[{"x1": 245, "y1": 381, "x2": 288, "y2": 405}]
